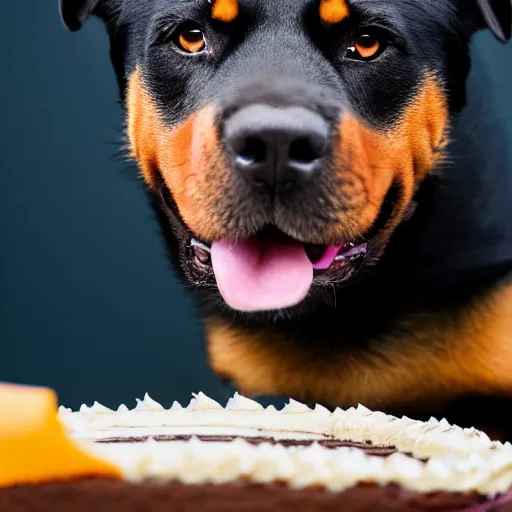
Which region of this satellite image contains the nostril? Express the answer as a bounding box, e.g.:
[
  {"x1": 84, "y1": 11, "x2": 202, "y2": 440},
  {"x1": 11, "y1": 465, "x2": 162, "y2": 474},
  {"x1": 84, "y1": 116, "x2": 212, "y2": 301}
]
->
[
  {"x1": 224, "y1": 104, "x2": 329, "y2": 192},
  {"x1": 234, "y1": 137, "x2": 267, "y2": 167},
  {"x1": 289, "y1": 137, "x2": 324, "y2": 164}
]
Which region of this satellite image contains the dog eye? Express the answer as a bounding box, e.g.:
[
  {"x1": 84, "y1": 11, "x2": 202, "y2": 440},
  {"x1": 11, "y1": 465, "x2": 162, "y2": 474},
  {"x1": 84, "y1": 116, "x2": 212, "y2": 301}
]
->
[
  {"x1": 173, "y1": 22, "x2": 206, "y2": 54},
  {"x1": 346, "y1": 33, "x2": 386, "y2": 61}
]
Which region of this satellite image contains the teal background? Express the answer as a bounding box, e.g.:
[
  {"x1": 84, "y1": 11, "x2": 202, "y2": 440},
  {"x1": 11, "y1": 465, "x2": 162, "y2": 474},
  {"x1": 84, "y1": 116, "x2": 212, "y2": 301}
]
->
[{"x1": 0, "y1": 3, "x2": 510, "y2": 409}]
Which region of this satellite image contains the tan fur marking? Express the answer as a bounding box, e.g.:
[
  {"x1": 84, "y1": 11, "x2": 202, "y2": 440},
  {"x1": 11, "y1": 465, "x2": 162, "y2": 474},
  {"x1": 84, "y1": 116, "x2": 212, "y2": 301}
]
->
[
  {"x1": 126, "y1": 67, "x2": 230, "y2": 241},
  {"x1": 320, "y1": 0, "x2": 350, "y2": 24},
  {"x1": 207, "y1": 282, "x2": 512, "y2": 411},
  {"x1": 329, "y1": 75, "x2": 449, "y2": 244},
  {"x1": 127, "y1": 68, "x2": 160, "y2": 187},
  {"x1": 211, "y1": 0, "x2": 238, "y2": 22}
]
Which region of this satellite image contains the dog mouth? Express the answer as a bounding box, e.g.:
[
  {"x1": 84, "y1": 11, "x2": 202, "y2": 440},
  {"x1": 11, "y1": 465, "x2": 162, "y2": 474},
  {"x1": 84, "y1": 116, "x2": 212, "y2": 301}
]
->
[
  {"x1": 189, "y1": 227, "x2": 369, "y2": 312},
  {"x1": 158, "y1": 174, "x2": 399, "y2": 313},
  {"x1": 184, "y1": 181, "x2": 401, "y2": 314}
]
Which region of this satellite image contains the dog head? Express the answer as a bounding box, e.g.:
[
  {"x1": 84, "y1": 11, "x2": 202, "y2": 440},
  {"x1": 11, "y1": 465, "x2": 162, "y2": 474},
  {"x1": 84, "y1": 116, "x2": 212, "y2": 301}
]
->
[{"x1": 61, "y1": 0, "x2": 511, "y2": 315}]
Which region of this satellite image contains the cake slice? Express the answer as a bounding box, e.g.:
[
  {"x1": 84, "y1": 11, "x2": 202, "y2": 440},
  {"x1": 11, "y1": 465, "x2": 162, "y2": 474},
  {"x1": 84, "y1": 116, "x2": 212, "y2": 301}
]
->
[{"x1": 2, "y1": 384, "x2": 512, "y2": 511}]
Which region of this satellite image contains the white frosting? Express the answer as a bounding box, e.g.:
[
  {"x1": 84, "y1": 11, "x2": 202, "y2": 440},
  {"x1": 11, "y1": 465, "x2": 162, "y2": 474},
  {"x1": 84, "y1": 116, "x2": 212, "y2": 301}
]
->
[
  {"x1": 59, "y1": 392, "x2": 512, "y2": 496},
  {"x1": 85, "y1": 438, "x2": 512, "y2": 497},
  {"x1": 281, "y1": 399, "x2": 312, "y2": 414},
  {"x1": 134, "y1": 394, "x2": 164, "y2": 412},
  {"x1": 226, "y1": 393, "x2": 264, "y2": 411},
  {"x1": 60, "y1": 394, "x2": 333, "y2": 444},
  {"x1": 90, "y1": 402, "x2": 114, "y2": 414},
  {"x1": 187, "y1": 393, "x2": 223, "y2": 411},
  {"x1": 170, "y1": 401, "x2": 183, "y2": 411},
  {"x1": 60, "y1": 395, "x2": 502, "y2": 458}
]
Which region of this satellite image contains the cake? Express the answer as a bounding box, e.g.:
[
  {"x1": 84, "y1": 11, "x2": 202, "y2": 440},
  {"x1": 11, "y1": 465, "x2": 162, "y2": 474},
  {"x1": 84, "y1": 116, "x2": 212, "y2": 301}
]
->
[{"x1": 2, "y1": 384, "x2": 512, "y2": 511}]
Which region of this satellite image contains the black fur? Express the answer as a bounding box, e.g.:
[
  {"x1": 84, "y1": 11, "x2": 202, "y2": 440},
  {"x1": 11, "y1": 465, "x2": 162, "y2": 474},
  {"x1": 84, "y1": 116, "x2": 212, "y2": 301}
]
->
[{"x1": 61, "y1": 0, "x2": 512, "y2": 429}]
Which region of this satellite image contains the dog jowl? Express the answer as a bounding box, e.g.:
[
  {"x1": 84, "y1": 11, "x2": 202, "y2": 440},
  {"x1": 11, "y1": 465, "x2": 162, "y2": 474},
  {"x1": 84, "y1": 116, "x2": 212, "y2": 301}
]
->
[{"x1": 60, "y1": 0, "x2": 512, "y2": 421}]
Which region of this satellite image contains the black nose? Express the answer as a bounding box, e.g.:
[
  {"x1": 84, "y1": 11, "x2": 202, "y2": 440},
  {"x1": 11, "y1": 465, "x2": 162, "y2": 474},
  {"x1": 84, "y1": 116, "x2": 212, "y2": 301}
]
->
[{"x1": 223, "y1": 105, "x2": 329, "y2": 194}]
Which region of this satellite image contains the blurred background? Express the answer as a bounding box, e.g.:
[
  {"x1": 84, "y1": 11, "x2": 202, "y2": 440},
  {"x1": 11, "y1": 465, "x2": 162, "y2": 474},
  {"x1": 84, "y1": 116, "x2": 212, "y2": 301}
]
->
[{"x1": 0, "y1": 3, "x2": 511, "y2": 410}]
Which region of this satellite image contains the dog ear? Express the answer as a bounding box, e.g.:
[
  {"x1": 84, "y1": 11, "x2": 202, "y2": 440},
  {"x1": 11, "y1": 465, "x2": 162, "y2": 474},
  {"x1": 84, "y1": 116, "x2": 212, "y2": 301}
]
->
[
  {"x1": 475, "y1": 0, "x2": 512, "y2": 42},
  {"x1": 59, "y1": 0, "x2": 99, "y2": 31},
  {"x1": 59, "y1": 0, "x2": 119, "y2": 32}
]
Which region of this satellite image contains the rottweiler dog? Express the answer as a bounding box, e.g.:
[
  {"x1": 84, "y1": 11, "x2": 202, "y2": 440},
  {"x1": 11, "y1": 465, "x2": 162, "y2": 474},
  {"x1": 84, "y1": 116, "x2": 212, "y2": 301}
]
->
[{"x1": 60, "y1": 0, "x2": 512, "y2": 437}]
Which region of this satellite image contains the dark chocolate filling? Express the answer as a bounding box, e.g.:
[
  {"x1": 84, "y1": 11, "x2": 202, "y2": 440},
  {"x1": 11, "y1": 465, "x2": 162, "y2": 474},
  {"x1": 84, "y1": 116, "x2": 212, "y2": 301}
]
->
[{"x1": 95, "y1": 435, "x2": 398, "y2": 457}]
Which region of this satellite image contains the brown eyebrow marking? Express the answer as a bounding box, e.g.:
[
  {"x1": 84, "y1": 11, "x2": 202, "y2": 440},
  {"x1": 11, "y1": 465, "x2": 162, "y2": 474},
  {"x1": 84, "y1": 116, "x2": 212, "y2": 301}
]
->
[
  {"x1": 320, "y1": 0, "x2": 350, "y2": 24},
  {"x1": 210, "y1": 0, "x2": 239, "y2": 22}
]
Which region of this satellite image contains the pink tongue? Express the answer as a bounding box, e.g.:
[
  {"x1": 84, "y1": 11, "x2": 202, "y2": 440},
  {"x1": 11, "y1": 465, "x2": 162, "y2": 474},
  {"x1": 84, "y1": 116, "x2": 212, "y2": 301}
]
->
[{"x1": 211, "y1": 238, "x2": 314, "y2": 312}]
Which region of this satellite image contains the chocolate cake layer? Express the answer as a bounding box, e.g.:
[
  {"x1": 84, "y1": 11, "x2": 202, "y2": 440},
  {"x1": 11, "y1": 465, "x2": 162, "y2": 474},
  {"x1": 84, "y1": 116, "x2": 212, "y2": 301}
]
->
[
  {"x1": 96, "y1": 435, "x2": 399, "y2": 456},
  {"x1": 2, "y1": 479, "x2": 512, "y2": 512}
]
